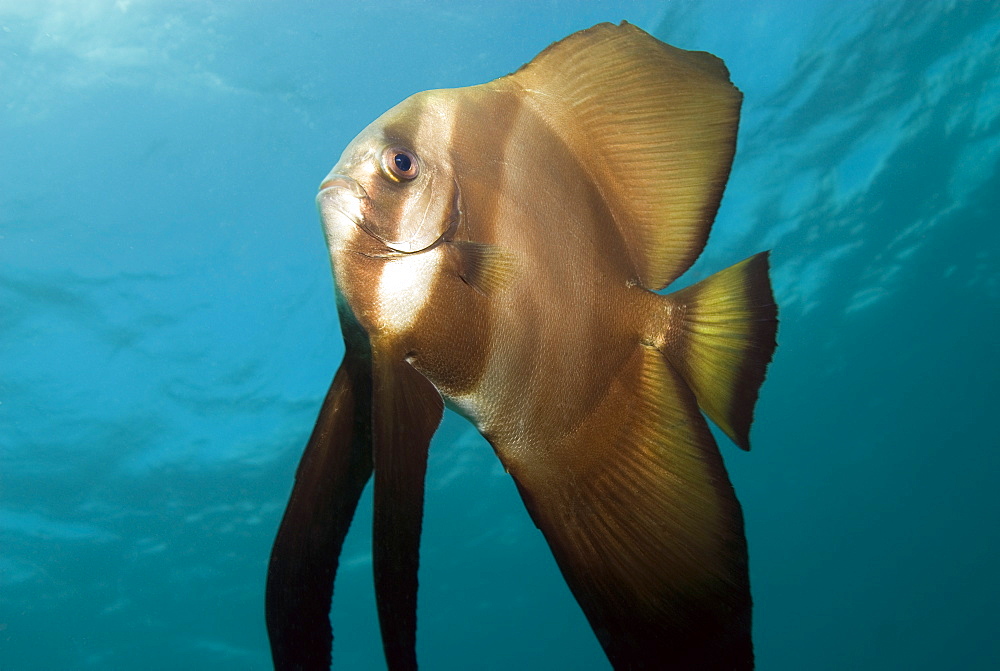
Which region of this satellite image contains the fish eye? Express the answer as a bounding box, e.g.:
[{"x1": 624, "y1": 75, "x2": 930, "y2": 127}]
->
[{"x1": 381, "y1": 147, "x2": 419, "y2": 181}]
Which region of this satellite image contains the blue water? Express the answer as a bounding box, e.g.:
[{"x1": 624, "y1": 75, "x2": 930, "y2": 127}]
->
[{"x1": 2, "y1": 1, "x2": 998, "y2": 669}]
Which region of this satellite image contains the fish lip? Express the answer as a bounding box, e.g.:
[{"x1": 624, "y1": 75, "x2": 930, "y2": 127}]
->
[
  {"x1": 317, "y1": 173, "x2": 367, "y2": 228},
  {"x1": 318, "y1": 174, "x2": 367, "y2": 201}
]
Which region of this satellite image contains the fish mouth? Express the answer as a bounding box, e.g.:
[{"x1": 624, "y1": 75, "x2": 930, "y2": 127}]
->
[
  {"x1": 318, "y1": 175, "x2": 367, "y2": 220},
  {"x1": 317, "y1": 173, "x2": 367, "y2": 229},
  {"x1": 319, "y1": 174, "x2": 368, "y2": 200},
  {"x1": 316, "y1": 173, "x2": 370, "y2": 256}
]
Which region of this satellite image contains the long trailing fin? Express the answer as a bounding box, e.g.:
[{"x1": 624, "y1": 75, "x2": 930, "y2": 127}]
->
[
  {"x1": 655, "y1": 251, "x2": 778, "y2": 450},
  {"x1": 496, "y1": 345, "x2": 753, "y2": 669},
  {"x1": 507, "y1": 21, "x2": 742, "y2": 290},
  {"x1": 265, "y1": 353, "x2": 373, "y2": 670},
  {"x1": 371, "y1": 346, "x2": 444, "y2": 670}
]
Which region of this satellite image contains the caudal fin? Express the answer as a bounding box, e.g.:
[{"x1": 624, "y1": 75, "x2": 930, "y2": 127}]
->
[{"x1": 657, "y1": 252, "x2": 778, "y2": 450}]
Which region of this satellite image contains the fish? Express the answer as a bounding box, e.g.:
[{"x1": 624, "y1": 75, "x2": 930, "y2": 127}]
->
[{"x1": 265, "y1": 21, "x2": 777, "y2": 671}]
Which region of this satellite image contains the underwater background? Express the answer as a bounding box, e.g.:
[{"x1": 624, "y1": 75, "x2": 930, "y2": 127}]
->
[{"x1": 2, "y1": 1, "x2": 998, "y2": 669}]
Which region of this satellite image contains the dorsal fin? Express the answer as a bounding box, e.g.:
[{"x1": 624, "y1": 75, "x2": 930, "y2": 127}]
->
[{"x1": 507, "y1": 21, "x2": 742, "y2": 290}]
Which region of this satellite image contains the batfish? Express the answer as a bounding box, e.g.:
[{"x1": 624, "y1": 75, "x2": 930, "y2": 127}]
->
[{"x1": 266, "y1": 21, "x2": 777, "y2": 670}]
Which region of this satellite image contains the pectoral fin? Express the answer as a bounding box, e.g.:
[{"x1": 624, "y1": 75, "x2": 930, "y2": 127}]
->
[
  {"x1": 448, "y1": 240, "x2": 517, "y2": 296},
  {"x1": 371, "y1": 347, "x2": 444, "y2": 669},
  {"x1": 265, "y1": 353, "x2": 374, "y2": 670},
  {"x1": 499, "y1": 345, "x2": 753, "y2": 670}
]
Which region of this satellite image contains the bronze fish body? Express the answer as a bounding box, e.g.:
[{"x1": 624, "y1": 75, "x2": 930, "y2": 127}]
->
[{"x1": 267, "y1": 21, "x2": 777, "y2": 670}]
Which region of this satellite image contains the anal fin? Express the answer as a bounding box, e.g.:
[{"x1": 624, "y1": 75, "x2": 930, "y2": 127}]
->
[{"x1": 499, "y1": 345, "x2": 753, "y2": 669}]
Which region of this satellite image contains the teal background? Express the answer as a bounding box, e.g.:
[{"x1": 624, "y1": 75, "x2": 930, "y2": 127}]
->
[{"x1": 2, "y1": 1, "x2": 998, "y2": 668}]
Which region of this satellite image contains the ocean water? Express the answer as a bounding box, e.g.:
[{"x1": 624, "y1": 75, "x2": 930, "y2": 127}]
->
[{"x1": 2, "y1": 1, "x2": 998, "y2": 669}]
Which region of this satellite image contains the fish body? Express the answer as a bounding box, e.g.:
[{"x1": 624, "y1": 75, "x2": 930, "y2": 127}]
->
[{"x1": 267, "y1": 22, "x2": 777, "y2": 670}]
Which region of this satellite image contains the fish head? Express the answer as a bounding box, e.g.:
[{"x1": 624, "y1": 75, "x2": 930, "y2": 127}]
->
[{"x1": 317, "y1": 90, "x2": 461, "y2": 257}]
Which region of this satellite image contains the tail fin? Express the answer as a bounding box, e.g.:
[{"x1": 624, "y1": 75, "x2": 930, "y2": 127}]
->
[{"x1": 655, "y1": 252, "x2": 778, "y2": 450}]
